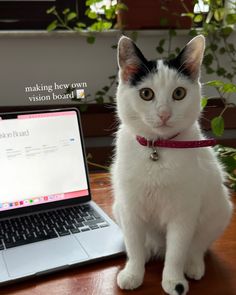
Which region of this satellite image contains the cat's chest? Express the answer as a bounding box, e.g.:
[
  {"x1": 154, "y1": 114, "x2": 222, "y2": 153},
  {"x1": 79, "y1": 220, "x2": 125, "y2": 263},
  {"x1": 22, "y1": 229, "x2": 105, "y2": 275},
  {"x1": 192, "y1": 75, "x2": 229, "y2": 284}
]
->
[{"x1": 125, "y1": 145, "x2": 189, "y2": 186}]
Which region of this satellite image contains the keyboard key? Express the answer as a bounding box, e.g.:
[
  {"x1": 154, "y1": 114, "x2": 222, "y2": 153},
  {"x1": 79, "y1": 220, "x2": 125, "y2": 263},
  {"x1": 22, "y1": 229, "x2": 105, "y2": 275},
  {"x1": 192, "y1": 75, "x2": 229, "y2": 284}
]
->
[
  {"x1": 90, "y1": 225, "x2": 99, "y2": 230},
  {"x1": 81, "y1": 227, "x2": 90, "y2": 232},
  {"x1": 83, "y1": 219, "x2": 105, "y2": 226},
  {"x1": 57, "y1": 230, "x2": 70, "y2": 237},
  {"x1": 0, "y1": 203, "x2": 108, "y2": 249},
  {"x1": 70, "y1": 228, "x2": 80, "y2": 234},
  {"x1": 99, "y1": 223, "x2": 109, "y2": 228}
]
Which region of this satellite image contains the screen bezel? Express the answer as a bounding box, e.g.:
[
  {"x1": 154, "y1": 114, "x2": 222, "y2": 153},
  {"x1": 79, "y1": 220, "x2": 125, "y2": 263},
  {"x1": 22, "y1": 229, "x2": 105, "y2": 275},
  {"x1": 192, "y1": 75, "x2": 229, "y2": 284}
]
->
[{"x1": 0, "y1": 107, "x2": 91, "y2": 219}]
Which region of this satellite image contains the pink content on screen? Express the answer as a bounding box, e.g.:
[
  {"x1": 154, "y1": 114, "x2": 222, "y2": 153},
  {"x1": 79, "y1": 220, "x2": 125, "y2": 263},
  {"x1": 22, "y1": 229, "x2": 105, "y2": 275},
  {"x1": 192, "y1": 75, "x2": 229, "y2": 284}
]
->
[{"x1": 17, "y1": 111, "x2": 75, "y2": 119}]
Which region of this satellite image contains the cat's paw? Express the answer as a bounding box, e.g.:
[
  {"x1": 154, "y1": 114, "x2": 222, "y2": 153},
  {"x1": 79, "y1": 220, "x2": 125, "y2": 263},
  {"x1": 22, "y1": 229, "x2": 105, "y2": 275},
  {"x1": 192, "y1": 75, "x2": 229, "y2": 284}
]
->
[
  {"x1": 117, "y1": 268, "x2": 144, "y2": 290},
  {"x1": 162, "y1": 278, "x2": 189, "y2": 295},
  {"x1": 185, "y1": 257, "x2": 205, "y2": 280}
]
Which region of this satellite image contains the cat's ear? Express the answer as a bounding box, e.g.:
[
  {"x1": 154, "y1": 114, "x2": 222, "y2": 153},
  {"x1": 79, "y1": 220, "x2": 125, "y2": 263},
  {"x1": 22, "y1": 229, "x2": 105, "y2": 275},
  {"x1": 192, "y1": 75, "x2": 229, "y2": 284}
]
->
[
  {"x1": 175, "y1": 35, "x2": 205, "y2": 80},
  {"x1": 117, "y1": 36, "x2": 147, "y2": 82}
]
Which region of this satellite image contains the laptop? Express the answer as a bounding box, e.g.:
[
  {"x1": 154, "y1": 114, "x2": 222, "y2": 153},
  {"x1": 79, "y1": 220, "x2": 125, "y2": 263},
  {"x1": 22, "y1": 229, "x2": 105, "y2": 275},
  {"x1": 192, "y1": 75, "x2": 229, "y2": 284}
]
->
[{"x1": 0, "y1": 107, "x2": 124, "y2": 285}]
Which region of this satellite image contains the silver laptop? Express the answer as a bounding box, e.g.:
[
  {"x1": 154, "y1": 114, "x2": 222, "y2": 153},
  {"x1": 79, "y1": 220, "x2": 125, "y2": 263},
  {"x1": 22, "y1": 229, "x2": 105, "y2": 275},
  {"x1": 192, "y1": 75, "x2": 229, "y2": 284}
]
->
[{"x1": 0, "y1": 108, "x2": 124, "y2": 285}]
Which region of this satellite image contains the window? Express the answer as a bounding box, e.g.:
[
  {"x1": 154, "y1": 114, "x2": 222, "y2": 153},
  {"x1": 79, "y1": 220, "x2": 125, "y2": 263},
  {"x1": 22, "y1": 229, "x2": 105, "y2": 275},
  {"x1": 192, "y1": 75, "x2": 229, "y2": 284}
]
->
[{"x1": 0, "y1": 0, "x2": 86, "y2": 30}]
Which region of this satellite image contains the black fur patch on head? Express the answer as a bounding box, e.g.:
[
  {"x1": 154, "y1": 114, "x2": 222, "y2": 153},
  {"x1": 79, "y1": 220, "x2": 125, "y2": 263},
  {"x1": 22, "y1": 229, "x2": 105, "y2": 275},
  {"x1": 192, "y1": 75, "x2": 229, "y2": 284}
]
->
[
  {"x1": 164, "y1": 48, "x2": 192, "y2": 79},
  {"x1": 129, "y1": 59, "x2": 158, "y2": 86},
  {"x1": 118, "y1": 37, "x2": 158, "y2": 86}
]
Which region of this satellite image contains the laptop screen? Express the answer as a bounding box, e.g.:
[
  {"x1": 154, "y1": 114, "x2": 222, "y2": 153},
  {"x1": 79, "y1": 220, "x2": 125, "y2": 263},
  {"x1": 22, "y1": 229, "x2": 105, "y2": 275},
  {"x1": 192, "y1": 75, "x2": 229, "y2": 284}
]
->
[{"x1": 0, "y1": 110, "x2": 89, "y2": 212}]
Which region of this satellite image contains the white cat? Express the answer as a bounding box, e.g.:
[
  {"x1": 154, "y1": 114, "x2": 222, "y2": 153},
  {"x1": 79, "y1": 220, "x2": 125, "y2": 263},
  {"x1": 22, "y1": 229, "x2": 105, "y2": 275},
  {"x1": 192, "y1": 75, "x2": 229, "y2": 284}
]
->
[{"x1": 111, "y1": 35, "x2": 233, "y2": 295}]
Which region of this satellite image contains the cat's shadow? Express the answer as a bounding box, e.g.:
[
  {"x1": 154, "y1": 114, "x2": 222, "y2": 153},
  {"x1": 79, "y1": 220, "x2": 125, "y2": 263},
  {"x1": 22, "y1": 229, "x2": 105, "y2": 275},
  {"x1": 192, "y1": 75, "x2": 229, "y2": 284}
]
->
[
  {"x1": 118, "y1": 250, "x2": 235, "y2": 295},
  {"x1": 189, "y1": 250, "x2": 236, "y2": 295}
]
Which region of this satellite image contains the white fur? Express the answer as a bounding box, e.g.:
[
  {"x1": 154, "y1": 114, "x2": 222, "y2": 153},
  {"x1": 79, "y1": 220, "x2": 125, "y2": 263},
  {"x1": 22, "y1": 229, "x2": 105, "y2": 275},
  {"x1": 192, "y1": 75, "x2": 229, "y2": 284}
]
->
[{"x1": 111, "y1": 36, "x2": 233, "y2": 295}]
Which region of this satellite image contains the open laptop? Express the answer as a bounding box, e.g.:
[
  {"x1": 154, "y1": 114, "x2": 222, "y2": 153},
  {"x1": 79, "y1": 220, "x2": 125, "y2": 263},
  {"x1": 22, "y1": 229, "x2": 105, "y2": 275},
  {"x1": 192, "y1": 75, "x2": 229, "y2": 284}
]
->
[{"x1": 0, "y1": 108, "x2": 124, "y2": 285}]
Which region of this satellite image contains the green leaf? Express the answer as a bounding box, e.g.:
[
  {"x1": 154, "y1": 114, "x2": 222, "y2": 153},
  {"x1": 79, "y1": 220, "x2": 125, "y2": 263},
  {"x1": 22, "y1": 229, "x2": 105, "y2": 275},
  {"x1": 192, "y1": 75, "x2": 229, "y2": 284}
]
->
[
  {"x1": 101, "y1": 21, "x2": 112, "y2": 30},
  {"x1": 206, "y1": 67, "x2": 214, "y2": 74},
  {"x1": 105, "y1": 7, "x2": 115, "y2": 20},
  {"x1": 109, "y1": 75, "x2": 116, "y2": 80},
  {"x1": 205, "y1": 80, "x2": 224, "y2": 87},
  {"x1": 181, "y1": 12, "x2": 194, "y2": 19},
  {"x1": 226, "y1": 14, "x2": 236, "y2": 25},
  {"x1": 219, "y1": 47, "x2": 226, "y2": 54},
  {"x1": 160, "y1": 17, "x2": 168, "y2": 26},
  {"x1": 194, "y1": 14, "x2": 203, "y2": 23},
  {"x1": 211, "y1": 116, "x2": 224, "y2": 137},
  {"x1": 216, "y1": 67, "x2": 226, "y2": 76},
  {"x1": 201, "y1": 97, "x2": 208, "y2": 108},
  {"x1": 46, "y1": 6, "x2": 56, "y2": 14},
  {"x1": 226, "y1": 73, "x2": 233, "y2": 80},
  {"x1": 46, "y1": 20, "x2": 58, "y2": 32},
  {"x1": 159, "y1": 39, "x2": 165, "y2": 47},
  {"x1": 76, "y1": 22, "x2": 86, "y2": 28},
  {"x1": 103, "y1": 86, "x2": 109, "y2": 92},
  {"x1": 220, "y1": 83, "x2": 236, "y2": 93},
  {"x1": 73, "y1": 27, "x2": 83, "y2": 32},
  {"x1": 108, "y1": 96, "x2": 115, "y2": 103},
  {"x1": 116, "y1": 3, "x2": 128, "y2": 11},
  {"x1": 169, "y1": 29, "x2": 177, "y2": 37},
  {"x1": 189, "y1": 29, "x2": 198, "y2": 36},
  {"x1": 210, "y1": 43, "x2": 218, "y2": 51},
  {"x1": 228, "y1": 43, "x2": 235, "y2": 52},
  {"x1": 87, "y1": 10, "x2": 97, "y2": 19},
  {"x1": 87, "y1": 35, "x2": 95, "y2": 44},
  {"x1": 62, "y1": 8, "x2": 70, "y2": 15},
  {"x1": 220, "y1": 26, "x2": 233, "y2": 37},
  {"x1": 96, "y1": 97, "x2": 104, "y2": 104},
  {"x1": 175, "y1": 47, "x2": 180, "y2": 54},
  {"x1": 168, "y1": 53, "x2": 176, "y2": 59},
  {"x1": 86, "y1": 0, "x2": 103, "y2": 5},
  {"x1": 214, "y1": 8, "x2": 224, "y2": 22},
  {"x1": 67, "y1": 12, "x2": 77, "y2": 21},
  {"x1": 156, "y1": 46, "x2": 164, "y2": 54},
  {"x1": 96, "y1": 91, "x2": 105, "y2": 96},
  {"x1": 203, "y1": 53, "x2": 213, "y2": 66}
]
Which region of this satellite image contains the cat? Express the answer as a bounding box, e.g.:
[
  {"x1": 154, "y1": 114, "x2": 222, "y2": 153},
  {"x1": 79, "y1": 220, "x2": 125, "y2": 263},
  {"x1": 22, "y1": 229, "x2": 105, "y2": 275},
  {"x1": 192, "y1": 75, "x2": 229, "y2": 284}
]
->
[{"x1": 111, "y1": 35, "x2": 233, "y2": 295}]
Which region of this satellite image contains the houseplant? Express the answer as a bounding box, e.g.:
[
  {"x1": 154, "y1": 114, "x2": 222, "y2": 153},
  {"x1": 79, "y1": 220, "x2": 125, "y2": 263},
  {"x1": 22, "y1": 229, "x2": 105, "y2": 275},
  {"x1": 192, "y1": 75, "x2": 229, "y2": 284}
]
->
[
  {"x1": 156, "y1": 0, "x2": 236, "y2": 138},
  {"x1": 45, "y1": 0, "x2": 236, "y2": 176},
  {"x1": 117, "y1": 0, "x2": 194, "y2": 30},
  {"x1": 46, "y1": 0, "x2": 126, "y2": 43}
]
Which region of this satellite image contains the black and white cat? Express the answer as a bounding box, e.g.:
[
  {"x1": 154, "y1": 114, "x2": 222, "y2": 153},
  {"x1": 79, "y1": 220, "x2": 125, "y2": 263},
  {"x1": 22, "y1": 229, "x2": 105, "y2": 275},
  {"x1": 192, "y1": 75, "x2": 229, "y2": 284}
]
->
[{"x1": 111, "y1": 35, "x2": 233, "y2": 295}]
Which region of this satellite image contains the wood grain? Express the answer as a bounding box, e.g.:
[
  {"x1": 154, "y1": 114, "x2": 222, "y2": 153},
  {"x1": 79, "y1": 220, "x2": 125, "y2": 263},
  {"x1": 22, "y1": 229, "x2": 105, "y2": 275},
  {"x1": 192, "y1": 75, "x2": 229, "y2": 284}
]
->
[{"x1": 1, "y1": 173, "x2": 236, "y2": 295}]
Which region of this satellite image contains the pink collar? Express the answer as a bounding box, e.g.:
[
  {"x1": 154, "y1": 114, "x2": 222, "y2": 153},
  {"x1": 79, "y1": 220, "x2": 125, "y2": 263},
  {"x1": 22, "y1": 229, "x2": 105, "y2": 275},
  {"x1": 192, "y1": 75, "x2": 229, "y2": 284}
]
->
[{"x1": 136, "y1": 135, "x2": 217, "y2": 149}]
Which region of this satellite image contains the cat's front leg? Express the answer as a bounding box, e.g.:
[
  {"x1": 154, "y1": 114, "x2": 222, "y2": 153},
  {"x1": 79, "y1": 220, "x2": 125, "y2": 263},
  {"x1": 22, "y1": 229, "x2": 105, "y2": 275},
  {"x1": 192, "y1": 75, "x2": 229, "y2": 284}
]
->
[
  {"x1": 116, "y1": 204, "x2": 146, "y2": 290},
  {"x1": 162, "y1": 219, "x2": 196, "y2": 295}
]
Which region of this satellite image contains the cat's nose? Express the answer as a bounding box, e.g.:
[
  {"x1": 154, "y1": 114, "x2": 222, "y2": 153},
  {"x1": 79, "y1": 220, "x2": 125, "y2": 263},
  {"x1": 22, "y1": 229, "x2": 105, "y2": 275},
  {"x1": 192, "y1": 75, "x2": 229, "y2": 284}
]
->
[{"x1": 159, "y1": 111, "x2": 171, "y2": 123}]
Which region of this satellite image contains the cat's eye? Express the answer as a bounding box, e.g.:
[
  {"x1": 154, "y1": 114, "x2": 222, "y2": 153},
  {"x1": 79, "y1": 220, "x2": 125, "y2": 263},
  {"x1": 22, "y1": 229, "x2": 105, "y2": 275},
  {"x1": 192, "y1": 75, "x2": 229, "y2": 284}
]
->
[
  {"x1": 139, "y1": 88, "x2": 155, "y2": 101},
  {"x1": 172, "y1": 87, "x2": 186, "y2": 101}
]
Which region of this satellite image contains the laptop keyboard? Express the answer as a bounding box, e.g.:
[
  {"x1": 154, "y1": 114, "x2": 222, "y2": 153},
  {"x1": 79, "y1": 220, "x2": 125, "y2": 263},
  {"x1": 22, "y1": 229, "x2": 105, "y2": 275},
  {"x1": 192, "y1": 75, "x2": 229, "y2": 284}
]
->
[{"x1": 0, "y1": 204, "x2": 109, "y2": 250}]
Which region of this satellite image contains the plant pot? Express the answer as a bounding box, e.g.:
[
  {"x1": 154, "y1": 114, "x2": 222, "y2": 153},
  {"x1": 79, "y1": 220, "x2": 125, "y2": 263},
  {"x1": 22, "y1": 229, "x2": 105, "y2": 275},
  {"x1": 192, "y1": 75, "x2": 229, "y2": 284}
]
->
[{"x1": 117, "y1": 0, "x2": 194, "y2": 30}]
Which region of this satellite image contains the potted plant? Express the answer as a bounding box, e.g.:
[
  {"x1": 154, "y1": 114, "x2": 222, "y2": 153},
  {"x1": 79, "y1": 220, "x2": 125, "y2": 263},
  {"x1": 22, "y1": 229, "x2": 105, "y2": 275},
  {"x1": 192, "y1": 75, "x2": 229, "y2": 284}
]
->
[
  {"x1": 188, "y1": 0, "x2": 236, "y2": 140},
  {"x1": 155, "y1": 0, "x2": 236, "y2": 141},
  {"x1": 117, "y1": 0, "x2": 194, "y2": 29},
  {"x1": 43, "y1": 0, "x2": 236, "y2": 171}
]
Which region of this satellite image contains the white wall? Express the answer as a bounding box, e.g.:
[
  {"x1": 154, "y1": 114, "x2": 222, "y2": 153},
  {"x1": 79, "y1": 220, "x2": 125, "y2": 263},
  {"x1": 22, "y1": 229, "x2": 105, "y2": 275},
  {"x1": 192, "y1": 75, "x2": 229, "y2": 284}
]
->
[{"x1": 0, "y1": 30, "x2": 235, "y2": 106}]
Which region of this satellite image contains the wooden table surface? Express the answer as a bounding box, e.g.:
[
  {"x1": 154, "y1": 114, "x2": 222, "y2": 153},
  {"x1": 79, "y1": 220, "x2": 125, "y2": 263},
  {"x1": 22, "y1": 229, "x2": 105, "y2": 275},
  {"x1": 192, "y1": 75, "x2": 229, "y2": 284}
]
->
[{"x1": 1, "y1": 173, "x2": 236, "y2": 295}]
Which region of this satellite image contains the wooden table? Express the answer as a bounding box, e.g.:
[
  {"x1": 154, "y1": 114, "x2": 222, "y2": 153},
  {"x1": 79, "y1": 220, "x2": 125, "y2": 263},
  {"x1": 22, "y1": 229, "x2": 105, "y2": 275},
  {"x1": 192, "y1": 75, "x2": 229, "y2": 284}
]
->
[{"x1": 1, "y1": 173, "x2": 236, "y2": 295}]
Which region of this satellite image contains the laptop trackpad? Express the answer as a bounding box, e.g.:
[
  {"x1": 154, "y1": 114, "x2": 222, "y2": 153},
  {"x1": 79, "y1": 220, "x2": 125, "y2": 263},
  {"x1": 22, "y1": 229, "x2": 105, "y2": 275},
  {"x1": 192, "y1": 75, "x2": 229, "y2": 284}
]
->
[{"x1": 3, "y1": 236, "x2": 89, "y2": 277}]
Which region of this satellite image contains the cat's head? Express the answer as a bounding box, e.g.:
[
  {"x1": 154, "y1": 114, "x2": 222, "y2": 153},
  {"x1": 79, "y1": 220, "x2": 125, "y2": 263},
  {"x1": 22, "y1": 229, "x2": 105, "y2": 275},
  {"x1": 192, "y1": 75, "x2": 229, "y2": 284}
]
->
[{"x1": 116, "y1": 35, "x2": 205, "y2": 139}]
